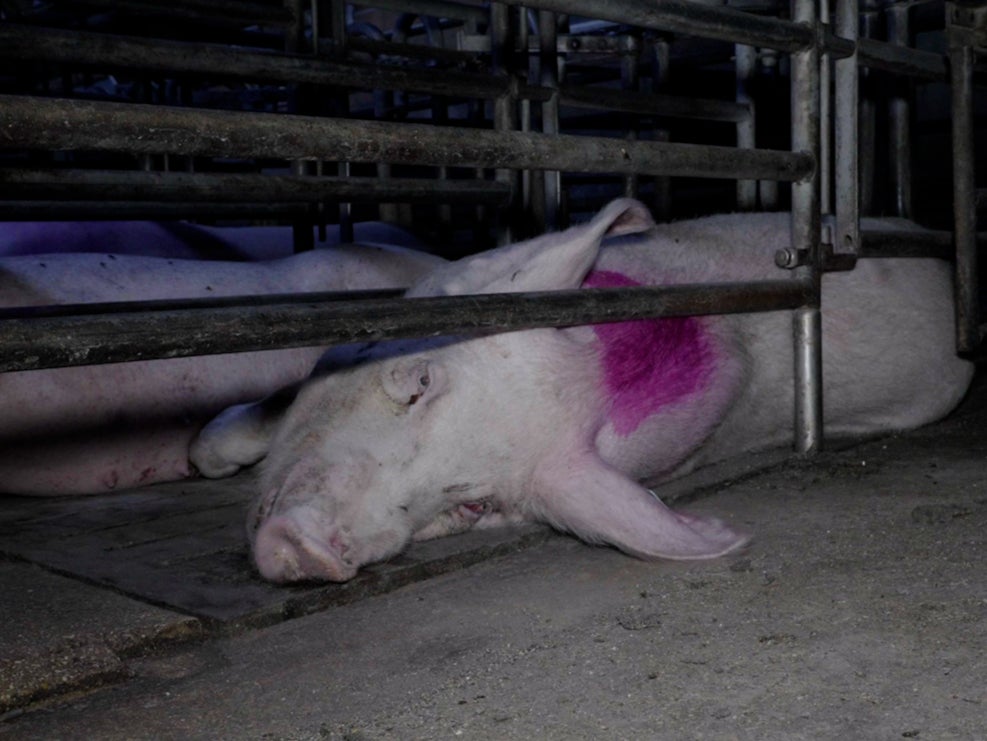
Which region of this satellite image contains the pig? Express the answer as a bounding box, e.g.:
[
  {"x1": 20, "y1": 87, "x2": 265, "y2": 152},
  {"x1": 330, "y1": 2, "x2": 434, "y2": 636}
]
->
[
  {"x1": 0, "y1": 220, "x2": 425, "y2": 261},
  {"x1": 0, "y1": 233, "x2": 442, "y2": 495},
  {"x1": 191, "y1": 199, "x2": 974, "y2": 582}
]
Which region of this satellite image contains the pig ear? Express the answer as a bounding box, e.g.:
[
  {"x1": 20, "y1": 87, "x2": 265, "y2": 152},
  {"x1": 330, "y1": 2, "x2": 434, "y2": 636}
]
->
[
  {"x1": 406, "y1": 198, "x2": 655, "y2": 298},
  {"x1": 380, "y1": 357, "x2": 443, "y2": 407},
  {"x1": 532, "y1": 455, "x2": 749, "y2": 560}
]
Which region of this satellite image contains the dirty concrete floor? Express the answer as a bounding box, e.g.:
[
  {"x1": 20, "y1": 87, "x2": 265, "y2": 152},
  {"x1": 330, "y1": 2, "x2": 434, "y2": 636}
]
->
[{"x1": 2, "y1": 381, "x2": 986, "y2": 739}]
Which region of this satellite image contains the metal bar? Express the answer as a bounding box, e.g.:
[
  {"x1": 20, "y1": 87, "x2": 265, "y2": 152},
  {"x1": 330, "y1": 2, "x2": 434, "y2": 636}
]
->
[
  {"x1": 735, "y1": 43, "x2": 758, "y2": 210},
  {"x1": 0, "y1": 201, "x2": 314, "y2": 221},
  {"x1": 0, "y1": 279, "x2": 813, "y2": 372},
  {"x1": 0, "y1": 25, "x2": 502, "y2": 101},
  {"x1": 496, "y1": 0, "x2": 815, "y2": 52},
  {"x1": 790, "y1": 0, "x2": 823, "y2": 455},
  {"x1": 887, "y1": 2, "x2": 913, "y2": 219},
  {"x1": 347, "y1": 0, "x2": 487, "y2": 24},
  {"x1": 0, "y1": 96, "x2": 813, "y2": 182},
  {"x1": 950, "y1": 23, "x2": 980, "y2": 353},
  {"x1": 66, "y1": 0, "x2": 294, "y2": 26},
  {"x1": 0, "y1": 26, "x2": 751, "y2": 123},
  {"x1": 857, "y1": 37, "x2": 946, "y2": 81},
  {"x1": 834, "y1": 0, "x2": 860, "y2": 257},
  {"x1": 556, "y1": 85, "x2": 749, "y2": 123},
  {"x1": 0, "y1": 170, "x2": 513, "y2": 205},
  {"x1": 539, "y1": 8, "x2": 561, "y2": 230}
]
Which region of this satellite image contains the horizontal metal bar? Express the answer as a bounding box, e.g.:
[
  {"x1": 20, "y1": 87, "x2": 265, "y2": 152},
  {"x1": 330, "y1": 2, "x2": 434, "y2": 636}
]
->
[
  {"x1": 0, "y1": 96, "x2": 813, "y2": 182},
  {"x1": 496, "y1": 0, "x2": 814, "y2": 52},
  {"x1": 0, "y1": 279, "x2": 813, "y2": 372},
  {"x1": 0, "y1": 170, "x2": 512, "y2": 205},
  {"x1": 859, "y1": 229, "x2": 954, "y2": 259},
  {"x1": 59, "y1": 0, "x2": 294, "y2": 27},
  {"x1": 348, "y1": 0, "x2": 487, "y2": 24},
  {"x1": 0, "y1": 25, "x2": 505, "y2": 100},
  {"x1": 857, "y1": 38, "x2": 947, "y2": 80},
  {"x1": 0, "y1": 201, "x2": 312, "y2": 221},
  {"x1": 0, "y1": 26, "x2": 747, "y2": 124},
  {"x1": 556, "y1": 83, "x2": 750, "y2": 123}
]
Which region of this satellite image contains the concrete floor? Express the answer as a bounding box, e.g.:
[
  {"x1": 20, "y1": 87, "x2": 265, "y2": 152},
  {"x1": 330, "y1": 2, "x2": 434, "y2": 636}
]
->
[{"x1": 2, "y1": 376, "x2": 986, "y2": 739}]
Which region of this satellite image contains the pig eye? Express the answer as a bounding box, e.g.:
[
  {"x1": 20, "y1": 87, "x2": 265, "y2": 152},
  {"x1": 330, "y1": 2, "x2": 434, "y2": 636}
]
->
[{"x1": 419, "y1": 373, "x2": 430, "y2": 388}]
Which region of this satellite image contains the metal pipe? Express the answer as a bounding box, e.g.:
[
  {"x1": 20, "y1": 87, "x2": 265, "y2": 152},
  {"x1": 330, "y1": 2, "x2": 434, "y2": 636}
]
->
[
  {"x1": 857, "y1": 37, "x2": 946, "y2": 81},
  {"x1": 886, "y1": 2, "x2": 913, "y2": 219},
  {"x1": 834, "y1": 0, "x2": 860, "y2": 257},
  {"x1": 0, "y1": 26, "x2": 751, "y2": 124},
  {"x1": 859, "y1": 0, "x2": 880, "y2": 215},
  {"x1": 949, "y1": 17, "x2": 980, "y2": 353},
  {"x1": 496, "y1": 0, "x2": 815, "y2": 52},
  {"x1": 790, "y1": 0, "x2": 823, "y2": 455},
  {"x1": 540, "y1": 9, "x2": 561, "y2": 230},
  {"x1": 0, "y1": 201, "x2": 314, "y2": 221},
  {"x1": 0, "y1": 279, "x2": 813, "y2": 372},
  {"x1": 0, "y1": 172, "x2": 512, "y2": 208},
  {"x1": 68, "y1": 0, "x2": 294, "y2": 27},
  {"x1": 0, "y1": 96, "x2": 813, "y2": 182},
  {"x1": 735, "y1": 43, "x2": 758, "y2": 210}
]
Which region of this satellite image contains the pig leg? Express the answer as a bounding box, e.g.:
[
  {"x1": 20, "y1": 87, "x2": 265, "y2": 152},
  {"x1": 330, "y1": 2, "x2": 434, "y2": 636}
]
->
[
  {"x1": 532, "y1": 455, "x2": 749, "y2": 560},
  {"x1": 189, "y1": 383, "x2": 300, "y2": 478}
]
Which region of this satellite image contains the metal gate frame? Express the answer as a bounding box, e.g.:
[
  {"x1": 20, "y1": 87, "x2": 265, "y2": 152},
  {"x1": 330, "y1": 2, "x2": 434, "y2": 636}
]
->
[{"x1": 0, "y1": 0, "x2": 980, "y2": 456}]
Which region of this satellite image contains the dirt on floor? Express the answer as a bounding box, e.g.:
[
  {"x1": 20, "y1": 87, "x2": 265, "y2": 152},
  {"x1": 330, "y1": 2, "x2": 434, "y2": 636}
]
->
[{"x1": 1, "y1": 377, "x2": 986, "y2": 739}]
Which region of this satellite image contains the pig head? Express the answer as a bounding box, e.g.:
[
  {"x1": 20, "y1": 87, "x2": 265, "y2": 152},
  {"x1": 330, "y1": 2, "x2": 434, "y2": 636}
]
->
[
  {"x1": 242, "y1": 200, "x2": 757, "y2": 582},
  {"x1": 207, "y1": 198, "x2": 972, "y2": 583}
]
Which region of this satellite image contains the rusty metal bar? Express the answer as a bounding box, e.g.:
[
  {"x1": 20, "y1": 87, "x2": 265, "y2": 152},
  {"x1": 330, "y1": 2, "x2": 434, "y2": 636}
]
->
[
  {"x1": 0, "y1": 170, "x2": 512, "y2": 205},
  {"x1": 0, "y1": 25, "x2": 751, "y2": 124},
  {"x1": 887, "y1": 2, "x2": 913, "y2": 219},
  {"x1": 0, "y1": 96, "x2": 813, "y2": 182},
  {"x1": 0, "y1": 201, "x2": 312, "y2": 221},
  {"x1": 949, "y1": 6, "x2": 981, "y2": 354},
  {"x1": 790, "y1": 0, "x2": 823, "y2": 455},
  {"x1": 0, "y1": 279, "x2": 813, "y2": 372},
  {"x1": 498, "y1": 0, "x2": 814, "y2": 52}
]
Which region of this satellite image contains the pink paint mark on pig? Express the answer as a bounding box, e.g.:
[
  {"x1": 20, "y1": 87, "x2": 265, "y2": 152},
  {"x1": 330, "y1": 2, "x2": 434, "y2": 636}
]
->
[{"x1": 583, "y1": 270, "x2": 715, "y2": 436}]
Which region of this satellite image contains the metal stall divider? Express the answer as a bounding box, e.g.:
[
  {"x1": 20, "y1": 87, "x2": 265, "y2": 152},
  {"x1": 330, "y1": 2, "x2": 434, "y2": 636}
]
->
[
  {"x1": 948, "y1": 1, "x2": 986, "y2": 355},
  {"x1": 0, "y1": 1, "x2": 973, "y2": 455}
]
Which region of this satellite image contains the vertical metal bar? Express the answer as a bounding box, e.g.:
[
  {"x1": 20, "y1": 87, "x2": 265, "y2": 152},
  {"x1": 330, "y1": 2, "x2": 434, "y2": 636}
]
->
[
  {"x1": 819, "y1": 0, "x2": 832, "y2": 216},
  {"x1": 834, "y1": 0, "x2": 860, "y2": 255},
  {"x1": 949, "y1": 19, "x2": 980, "y2": 354},
  {"x1": 858, "y1": 0, "x2": 880, "y2": 215},
  {"x1": 887, "y1": 1, "x2": 913, "y2": 218},
  {"x1": 651, "y1": 37, "x2": 672, "y2": 221},
  {"x1": 539, "y1": 8, "x2": 561, "y2": 231},
  {"x1": 491, "y1": 1, "x2": 517, "y2": 244},
  {"x1": 735, "y1": 43, "x2": 758, "y2": 210},
  {"x1": 621, "y1": 34, "x2": 641, "y2": 200},
  {"x1": 791, "y1": 0, "x2": 823, "y2": 455},
  {"x1": 758, "y1": 49, "x2": 780, "y2": 210},
  {"x1": 287, "y1": 0, "x2": 314, "y2": 251}
]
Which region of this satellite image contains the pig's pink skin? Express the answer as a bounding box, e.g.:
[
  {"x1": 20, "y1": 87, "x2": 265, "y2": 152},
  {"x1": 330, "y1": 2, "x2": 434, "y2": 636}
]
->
[
  {"x1": 0, "y1": 234, "x2": 442, "y2": 496},
  {"x1": 205, "y1": 201, "x2": 973, "y2": 582}
]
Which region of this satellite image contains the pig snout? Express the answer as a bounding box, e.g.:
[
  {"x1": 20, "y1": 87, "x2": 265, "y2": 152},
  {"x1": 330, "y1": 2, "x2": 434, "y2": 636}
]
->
[{"x1": 253, "y1": 511, "x2": 358, "y2": 583}]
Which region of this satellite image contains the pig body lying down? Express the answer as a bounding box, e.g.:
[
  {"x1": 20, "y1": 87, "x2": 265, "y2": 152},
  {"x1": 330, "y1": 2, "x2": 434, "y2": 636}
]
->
[
  {"x1": 0, "y1": 235, "x2": 441, "y2": 495},
  {"x1": 194, "y1": 198, "x2": 974, "y2": 582}
]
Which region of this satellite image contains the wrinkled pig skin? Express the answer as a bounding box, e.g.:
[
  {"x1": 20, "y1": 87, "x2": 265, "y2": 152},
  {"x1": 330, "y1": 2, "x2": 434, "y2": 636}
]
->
[
  {"x1": 0, "y1": 222, "x2": 442, "y2": 495},
  {"x1": 196, "y1": 199, "x2": 974, "y2": 583}
]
